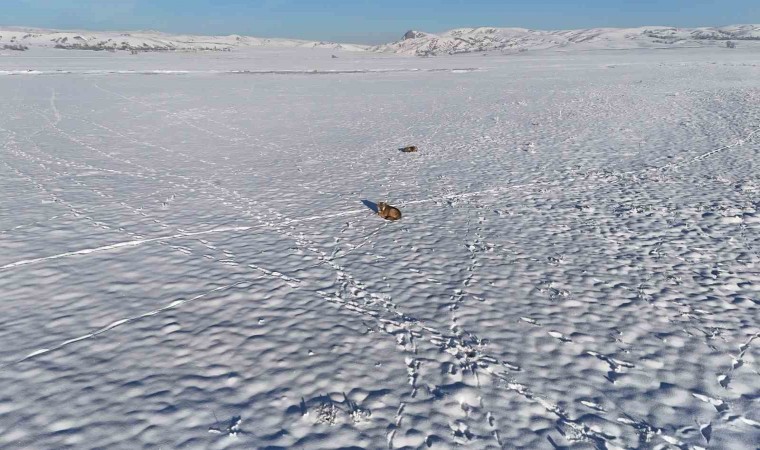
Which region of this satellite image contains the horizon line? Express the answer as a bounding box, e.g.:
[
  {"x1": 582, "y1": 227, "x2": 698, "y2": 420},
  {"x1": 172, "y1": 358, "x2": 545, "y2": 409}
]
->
[{"x1": 1, "y1": 22, "x2": 757, "y2": 46}]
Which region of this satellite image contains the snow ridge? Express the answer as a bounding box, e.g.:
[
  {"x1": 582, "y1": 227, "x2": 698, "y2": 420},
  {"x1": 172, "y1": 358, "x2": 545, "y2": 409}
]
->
[
  {"x1": 3, "y1": 24, "x2": 760, "y2": 55},
  {"x1": 372, "y1": 24, "x2": 760, "y2": 56},
  {"x1": 0, "y1": 27, "x2": 368, "y2": 52}
]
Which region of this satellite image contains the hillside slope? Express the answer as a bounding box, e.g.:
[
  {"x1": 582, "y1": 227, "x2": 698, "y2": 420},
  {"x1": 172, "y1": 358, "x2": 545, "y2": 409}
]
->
[
  {"x1": 0, "y1": 27, "x2": 368, "y2": 52},
  {"x1": 372, "y1": 24, "x2": 760, "y2": 55}
]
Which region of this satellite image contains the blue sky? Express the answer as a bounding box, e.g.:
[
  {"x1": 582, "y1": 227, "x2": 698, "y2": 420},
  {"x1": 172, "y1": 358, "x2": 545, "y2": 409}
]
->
[{"x1": 2, "y1": 0, "x2": 757, "y2": 44}]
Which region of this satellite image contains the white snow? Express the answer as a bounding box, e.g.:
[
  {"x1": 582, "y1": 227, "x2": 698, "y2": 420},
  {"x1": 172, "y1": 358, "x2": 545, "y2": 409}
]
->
[
  {"x1": 373, "y1": 24, "x2": 760, "y2": 56},
  {"x1": 0, "y1": 26, "x2": 368, "y2": 52},
  {"x1": 0, "y1": 43, "x2": 759, "y2": 449},
  {"x1": 3, "y1": 24, "x2": 760, "y2": 57}
]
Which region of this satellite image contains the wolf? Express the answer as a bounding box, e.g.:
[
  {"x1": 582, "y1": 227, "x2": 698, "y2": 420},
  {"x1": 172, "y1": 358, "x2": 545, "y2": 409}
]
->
[{"x1": 377, "y1": 202, "x2": 402, "y2": 221}]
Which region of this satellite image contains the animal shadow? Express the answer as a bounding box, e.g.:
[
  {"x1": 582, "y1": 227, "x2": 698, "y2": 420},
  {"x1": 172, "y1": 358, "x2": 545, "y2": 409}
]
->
[{"x1": 362, "y1": 199, "x2": 378, "y2": 213}]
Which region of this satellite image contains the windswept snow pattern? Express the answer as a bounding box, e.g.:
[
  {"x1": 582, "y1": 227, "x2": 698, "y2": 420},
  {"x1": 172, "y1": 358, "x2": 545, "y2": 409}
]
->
[{"x1": 1, "y1": 47, "x2": 759, "y2": 449}]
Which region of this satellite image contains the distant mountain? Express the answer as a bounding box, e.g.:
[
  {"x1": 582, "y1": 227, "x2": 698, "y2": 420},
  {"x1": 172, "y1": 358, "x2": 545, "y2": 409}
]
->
[
  {"x1": 371, "y1": 24, "x2": 760, "y2": 56},
  {"x1": 0, "y1": 27, "x2": 368, "y2": 52},
  {"x1": 2, "y1": 25, "x2": 759, "y2": 56}
]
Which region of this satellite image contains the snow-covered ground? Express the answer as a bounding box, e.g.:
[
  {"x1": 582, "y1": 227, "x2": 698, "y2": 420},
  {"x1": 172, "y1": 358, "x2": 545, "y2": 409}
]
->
[{"x1": 1, "y1": 45, "x2": 759, "y2": 449}]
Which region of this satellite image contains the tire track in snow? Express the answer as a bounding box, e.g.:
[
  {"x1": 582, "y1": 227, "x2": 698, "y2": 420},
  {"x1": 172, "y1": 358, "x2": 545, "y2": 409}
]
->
[
  {"x1": 0, "y1": 280, "x2": 252, "y2": 371},
  {"x1": 658, "y1": 124, "x2": 760, "y2": 173},
  {"x1": 76, "y1": 117, "x2": 218, "y2": 167},
  {"x1": 93, "y1": 83, "x2": 242, "y2": 145},
  {"x1": 49, "y1": 88, "x2": 61, "y2": 126},
  {"x1": 18, "y1": 137, "x2": 307, "y2": 292},
  {"x1": 1, "y1": 148, "x2": 308, "y2": 371},
  {"x1": 2, "y1": 142, "x2": 246, "y2": 271},
  {"x1": 0, "y1": 164, "x2": 558, "y2": 271}
]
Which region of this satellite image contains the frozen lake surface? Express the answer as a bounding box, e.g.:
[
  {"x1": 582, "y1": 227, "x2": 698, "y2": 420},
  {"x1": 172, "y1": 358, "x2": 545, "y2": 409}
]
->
[{"x1": 1, "y1": 46, "x2": 759, "y2": 449}]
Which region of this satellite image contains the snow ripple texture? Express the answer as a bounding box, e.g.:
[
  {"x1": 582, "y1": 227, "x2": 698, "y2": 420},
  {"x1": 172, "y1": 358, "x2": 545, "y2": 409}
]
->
[{"x1": 0, "y1": 47, "x2": 759, "y2": 449}]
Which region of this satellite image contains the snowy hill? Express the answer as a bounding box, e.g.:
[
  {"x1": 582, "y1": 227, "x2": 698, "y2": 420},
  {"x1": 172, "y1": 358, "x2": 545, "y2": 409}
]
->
[
  {"x1": 3, "y1": 24, "x2": 759, "y2": 56},
  {"x1": 372, "y1": 24, "x2": 760, "y2": 56},
  {"x1": 0, "y1": 27, "x2": 368, "y2": 52}
]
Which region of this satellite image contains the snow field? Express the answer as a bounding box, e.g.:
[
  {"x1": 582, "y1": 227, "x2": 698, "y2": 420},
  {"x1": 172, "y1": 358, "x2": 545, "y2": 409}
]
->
[{"x1": 0, "y1": 46, "x2": 759, "y2": 449}]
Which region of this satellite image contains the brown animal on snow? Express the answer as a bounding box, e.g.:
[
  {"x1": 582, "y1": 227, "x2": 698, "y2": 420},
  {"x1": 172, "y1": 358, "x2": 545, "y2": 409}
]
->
[
  {"x1": 377, "y1": 202, "x2": 402, "y2": 221},
  {"x1": 399, "y1": 146, "x2": 418, "y2": 153}
]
